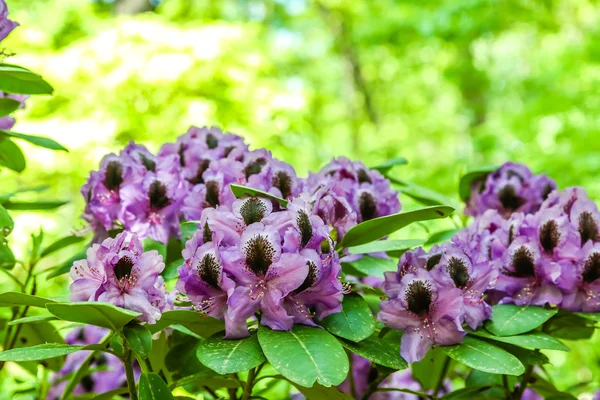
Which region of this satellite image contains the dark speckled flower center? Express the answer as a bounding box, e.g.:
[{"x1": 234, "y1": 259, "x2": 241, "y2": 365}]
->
[
  {"x1": 240, "y1": 198, "x2": 268, "y2": 225},
  {"x1": 583, "y1": 252, "x2": 600, "y2": 284},
  {"x1": 177, "y1": 144, "x2": 186, "y2": 167},
  {"x1": 149, "y1": 181, "x2": 170, "y2": 210},
  {"x1": 205, "y1": 181, "x2": 220, "y2": 207},
  {"x1": 188, "y1": 159, "x2": 211, "y2": 185},
  {"x1": 206, "y1": 134, "x2": 218, "y2": 149},
  {"x1": 272, "y1": 171, "x2": 293, "y2": 198},
  {"x1": 203, "y1": 222, "x2": 213, "y2": 243},
  {"x1": 498, "y1": 185, "x2": 524, "y2": 212},
  {"x1": 244, "y1": 235, "x2": 275, "y2": 276},
  {"x1": 405, "y1": 280, "x2": 433, "y2": 317},
  {"x1": 447, "y1": 257, "x2": 470, "y2": 289},
  {"x1": 539, "y1": 220, "x2": 560, "y2": 254},
  {"x1": 114, "y1": 256, "x2": 134, "y2": 280},
  {"x1": 139, "y1": 154, "x2": 155, "y2": 172},
  {"x1": 199, "y1": 253, "x2": 221, "y2": 289},
  {"x1": 81, "y1": 375, "x2": 95, "y2": 393},
  {"x1": 293, "y1": 260, "x2": 318, "y2": 295},
  {"x1": 509, "y1": 246, "x2": 535, "y2": 278},
  {"x1": 103, "y1": 161, "x2": 123, "y2": 191},
  {"x1": 426, "y1": 253, "x2": 442, "y2": 271},
  {"x1": 359, "y1": 192, "x2": 377, "y2": 221},
  {"x1": 357, "y1": 169, "x2": 372, "y2": 184},
  {"x1": 297, "y1": 210, "x2": 313, "y2": 248},
  {"x1": 578, "y1": 211, "x2": 598, "y2": 245},
  {"x1": 244, "y1": 157, "x2": 267, "y2": 179}
]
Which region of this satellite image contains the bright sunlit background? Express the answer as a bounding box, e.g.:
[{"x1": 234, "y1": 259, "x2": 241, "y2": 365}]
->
[{"x1": 0, "y1": 0, "x2": 599, "y2": 395}]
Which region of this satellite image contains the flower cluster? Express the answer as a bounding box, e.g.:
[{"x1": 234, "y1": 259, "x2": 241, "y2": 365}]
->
[
  {"x1": 465, "y1": 162, "x2": 556, "y2": 218},
  {"x1": 378, "y1": 242, "x2": 498, "y2": 363},
  {"x1": 176, "y1": 196, "x2": 344, "y2": 338},
  {"x1": 305, "y1": 157, "x2": 401, "y2": 241},
  {"x1": 82, "y1": 126, "x2": 303, "y2": 244},
  {"x1": 460, "y1": 187, "x2": 600, "y2": 312},
  {"x1": 70, "y1": 231, "x2": 170, "y2": 323},
  {"x1": 47, "y1": 326, "x2": 133, "y2": 399},
  {"x1": 0, "y1": 0, "x2": 17, "y2": 43}
]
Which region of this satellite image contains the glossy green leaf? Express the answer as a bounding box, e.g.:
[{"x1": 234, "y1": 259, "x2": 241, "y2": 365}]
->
[
  {"x1": 410, "y1": 344, "x2": 448, "y2": 390},
  {"x1": 0, "y1": 130, "x2": 67, "y2": 151},
  {"x1": 2, "y1": 200, "x2": 69, "y2": 210},
  {"x1": 343, "y1": 256, "x2": 399, "y2": 279},
  {"x1": 124, "y1": 322, "x2": 153, "y2": 358},
  {"x1": 0, "y1": 136, "x2": 25, "y2": 172},
  {"x1": 458, "y1": 165, "x2": 498, "y2": 202},
  {"x1": 0, "y1": 292, "x2": 56, "y2": 308},
  {"x1": 492, "y1": 342, "x2": 549, "y2": 366},
  {"x1": 0, "y1": 185, "x2": 50, "y2": 201},
  {"x1": 8, "y1": 315, "x2": 58, "y2": 326},
  {"x1": 320, "y1": 293, "x2": 375, "y2": 342},
  {"x1": 0, "y1": 98, "x2": 21, "y2": 116},
  {"x1": 170, "y1": 373, "x2": 239, "y2": 390},
  {"x1": 370, "y1": 157, "x2": 408, "y2": 174},
  {"x1": 341, "y1": 206, "x2": 455, "y2": 247},
  {"x1": 287, "y1": 380, "x2": 354, "y2": 400},
  {"x1": 148, "y1": 310, "x2": 224, "y2": 338},
  {"x1": 197, "y1": 332, "x2": 265, "y2": 374},
  {"x1": 13, "y1": 321, "x2": 64, "y2": 372},
  {"x1": 440, "y1": 336, "x2": 525, "y2": 375},
  {"x1": 180, "y1": 221, "x2": 199, "y2": 243},
  {"x1": 425, "y1": 229, "x2": 461, "y2": 245},
  {"x1": 574, "y1": 312, "x2": 600, "y2": 322},
  {"x1": 469, "y1": 330, "x2": 570, "y2": 352},
  {"x1": 40, "y1": 235, "x2": 87, "y2": 258},
  {"x1": 340, "y1": 332, "x2": 407, "y2": 370},
  {"x1": 441, "y1": 386, "x2": 495, "y2": 399},
  {"x1": 347, "y1": 239, "x2": 424, "y2": 255},
  {"x1": 258, "y1": 324, "x2": 348, "y2": 387},
  {"x1": 485, "y1": 304, "x2": 558, "y2": 336},
  {"x1": 46, "y1": 302, "x2": 140, "y2": 330},
  {"x1": 230, "y1": 183, "x2": 288, "y2": 207},
  {"x1": 0, "y1": 244, "x2": 15, "y2": 269},
  {"x1": 0, "y1": 65, "x2": 54, "y2": 94},
  {"x1": 139, "y1": 372, "x2": 174, "y2": 400},
  {"x1": 389, "y1": 177, "x2": 459, "y2": 208},
  {"x1": 46, "y1": 247, "x2": 87, "y2": 279},
  {"x1": 0, "y1": 343, "x2": 105, "y2": 362},
  {"x1": 0, "y1": 204, "x2": 13, "y2": 235},
  {"x1": 166, "y1": 337, "x2": 211, "y2": 378}
]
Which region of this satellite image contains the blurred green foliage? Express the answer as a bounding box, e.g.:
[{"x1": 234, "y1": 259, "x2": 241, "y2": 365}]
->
[{"x1": 0, "y1": 0, "x2": 599, "y2": 397}]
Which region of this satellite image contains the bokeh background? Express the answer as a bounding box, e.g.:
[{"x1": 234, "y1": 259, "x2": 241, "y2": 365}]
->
[{"x1": 0, "y1": 0, "x2": 599, "y2": 397}]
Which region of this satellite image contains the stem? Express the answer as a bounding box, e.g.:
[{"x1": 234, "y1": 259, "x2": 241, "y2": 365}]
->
[
  {"x1": 241, "y1": 367, "x2": 257, "y2": 400},
  {"x1": 229, "y1": 387, "x2": 238, "y2": 400},
  {"x1": 502, "y1": 374, "x2": 510, "y2": 398},
  {"x1": 434, "y1": 355, "x2": 451, "y2": 396},
  {"x1": 372, "y1": 388, "x2": 433, "y2": 399},
  {"x1": 60, "y1": 332, "x2": 113, "y2": 400},
  {"x1": 348, "y1": 353, "x2": 357, "y2": 399},
  {"x1": 124, "y1": 347, "x2": 138, "y2": 400},
  {"x1": 361, "y1": 369, "x2": 392, "y2": 400},
  {"x1": 513, "y1": 364, "x2": 534, "y2": 399}
]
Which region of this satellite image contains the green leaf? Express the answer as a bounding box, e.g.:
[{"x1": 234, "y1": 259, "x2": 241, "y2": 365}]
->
[
  {"x1": 0, "y1": 130, "x2": 67, "y2": 151},
  {"x1": 2, "y1": 200, "x2": 69, "y2": 210},
  {"x1": 0, "y1": 292, "x2": 56, "y2": 308},
  {"x1": 180, "y1": 221, "x2": 198, "y2": 243},
  {"x1": 574, "y1": 312, "x2": 600, "y2": 322},
  {"x1": 170, "y1": 373, "x2": 239, "y2": 390},
  {"x1": 440, "y1": 336, "x2": 525, "y2": 375},
  {"x1": 411, "y1": 346, "x2": 448, "y2": 390},
  {"x1": 347, "y1": 239, "x2": 424, "y2": 255},
  {"x1": 230, "y1": 183, "x2": 288, "y2": 207},
  {"x1": 469, "y1": 330, "x2": 570, "y2": 352},
  {"x1": 287, "y1": 380, "x2": 354, "y2": 400},
  {"x1": 389, "y1": 177, "x2": 459, "y2": 208},
  {"x1": 492, "y1": 342, "x2": 549, "y2": 366},
  {"x1": 340, "y1": 332, "x2": 407, "y2": 370},
  {"x1": 197, "y1": 332, "x2": 265, "y2": 374},
  {"x1": 341, "y1": 206, "x2": 455, "y2": 247},
  {"x1": 544, "y1": 311, "x2": 596, "y2": 340},
  {"x1": 13, "y1": 321, "x2": 64, "y2": 372},
  {"x1": 458, "y1": 165, "x2": 498, "y2": 202},
  {"x1": 123, "y1": 322, "x2": 153, "y2": 359},
  {"x1": 529, "y1": 375, "x2": 578, "y2": 400},
  {"x1": 0, "y1": 204, "x2": 13, "y2": 235},
  {"x1": 0, "y1": 98, "x2": 21, "y2": 116},
  {"x1": 0, "y1": 136, "x2": 25, "y2": 172},
  {"x1": 0, "y1": 65, "x2": 54, "y2": 95},
  {"x1": 46, "y1": 302, "x2": 140, "y2": 330},
  {"x1": 370, "y1": 157, "x2": 408, "y2": 174},
  {"x1": 148, "y1": 310, "x2": 224, "y2": 338},
  {"x1": 485, "y1": 304, "x2": 558, "y2": 336},
  {"x1": 46, "y1": 247, "x2": 88, "y2": 279},
  {"x1": 343, "y1": 256, "x2": 398, "y2": 280},
  {"x1": 166, "y1": 337, "x2": 212, "y2": 378},
  {"x1": 320, "y1": 293, "x2": 375, "y2": 342},
  {"x1": 139, "y1": 372, "x2": 174, "y2": 400},
  {"x1": 40, "y1": 235, "x2": 87, "y2": 258},
  {"x1": 258, "y1": 324, "x2": 349, "y2": 387},
  {"x1": 8, "y1": 315, "x2": 58, "y2": 326},
  {"x1": 441, "y1": 386, "x2": 495, "y2": 399},
  {"x1": 0, "y1": 243, "x2": 16, "y2": 269},
  {"x1": 0, "y1": 343, "x2": 105, "y2": 362},
  {"x1": 425, "y1": 229, "x2": 461, "y2": 245},
  {"x1": 0, "y1": 185, "x2": 50, "y2": 201}
]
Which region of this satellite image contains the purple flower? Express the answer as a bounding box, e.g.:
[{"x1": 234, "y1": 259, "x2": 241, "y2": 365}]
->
[
  {"x1": 47, "y1": 326, "x2": 133, "y2": 400},
  {"x1": 0, "y1": 0, "x2": 18, "y2": 42},
  {"x1": 70, "y1": 232, "x2": 167, "y2": 323},
  {"x1": 379, "y1": 268, "x2": 465, "y2": 363},
  {"x1": 559, "y1": 241, "x2": 600, "y2": 312},
  {"x1": 305, "y1": 157, "x2": 401, "y2": 241},
  {"x1": 0, "y1": 92, "x2": 26, "y2": 130},
  {"x1": 466, "y1": 162, "x2": 556, "y2": 218}
]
